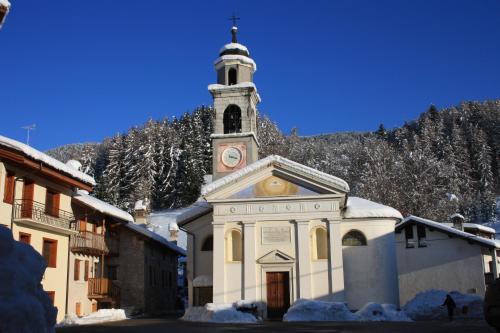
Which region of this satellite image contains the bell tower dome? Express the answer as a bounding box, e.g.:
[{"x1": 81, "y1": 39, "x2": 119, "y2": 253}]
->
[{"x1": 209, "y1": 25, "x2": 260, "y2": 180}]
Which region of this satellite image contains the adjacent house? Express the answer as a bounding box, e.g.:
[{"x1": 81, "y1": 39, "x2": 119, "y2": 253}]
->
[
  {"x1": 395, "y1": 215, "x2": 500, "y2": 305},
  {"x1": 0, "y1": 134, "x2": 183, "y2": 320}
]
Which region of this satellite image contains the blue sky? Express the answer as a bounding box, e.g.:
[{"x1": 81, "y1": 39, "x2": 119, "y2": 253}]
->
[{"x1": 1, "y1": 0, "x2": 499, "y2": 150}]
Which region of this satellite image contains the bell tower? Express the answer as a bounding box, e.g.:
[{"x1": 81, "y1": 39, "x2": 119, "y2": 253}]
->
[{"x1": 209, "y1": 24, "x2": 260, "y2": 180}]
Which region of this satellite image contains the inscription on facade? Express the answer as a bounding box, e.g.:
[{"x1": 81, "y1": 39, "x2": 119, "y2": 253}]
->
[{"x1": 262, "y1": 226, "x2": 291, "y2": 244}]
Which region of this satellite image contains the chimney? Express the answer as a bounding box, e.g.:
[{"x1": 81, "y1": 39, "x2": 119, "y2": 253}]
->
[
  {"x1": 133, "y1": 199, "x2": 149, "y2": 225},
  {"x1": 169, "y1": 223, "x2": 179, "y2": 244},
  {"x1": 450, "y1": 213, "x2": 465, "y2": 231}
]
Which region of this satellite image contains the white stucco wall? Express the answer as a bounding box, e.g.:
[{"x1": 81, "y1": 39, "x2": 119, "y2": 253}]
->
[
  {"x1": 341, "y1": 218, "x2": 400, "y2": 309},
  {"x1": 67, "y1": 252, "x2": 99, "y2": 316},
  {"x1": 396, "y1": 224, "x2": 488, "y2": 306}
]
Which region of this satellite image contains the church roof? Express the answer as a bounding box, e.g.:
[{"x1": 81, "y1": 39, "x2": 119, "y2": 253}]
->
[
  {"x1": 201, "y1": 155, "x2": 350, "y2": 197},
  {"x1": 344, "y1": 197, "x2": 403, "y2": 220},
  {"x1": 219, "y1": 42, "x2": 250, "y2": 57}
]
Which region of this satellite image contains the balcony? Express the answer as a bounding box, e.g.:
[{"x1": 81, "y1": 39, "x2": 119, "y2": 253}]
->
[
  {"x1": 88, "y1": 278, "x2": 120, "y2": 303},
  {"x1": 12, "y1": 199, "x2": 77, "y2": 234},
  {"x1": 71, "y1": 231, "x2": 108, "y2": 255}
]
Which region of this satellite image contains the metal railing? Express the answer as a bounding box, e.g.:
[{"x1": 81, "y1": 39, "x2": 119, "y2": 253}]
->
[
  {"x1": 88, "y1": 278, "x2": 120, "y2": 300},
  {"x1": 13, "y1": 199, "x2": 76, "y2": 231},
  {"x1": 70, "y1": 231, "x2": 108, "y2": 255}
]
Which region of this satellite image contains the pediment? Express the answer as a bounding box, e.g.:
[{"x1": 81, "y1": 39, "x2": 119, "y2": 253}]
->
[
  {"x1": 202, "y1": 155, "x2": 349, "y2": 200},
  {"x1": 257, "y1": 250, "x2": 295, "y2": 264}
]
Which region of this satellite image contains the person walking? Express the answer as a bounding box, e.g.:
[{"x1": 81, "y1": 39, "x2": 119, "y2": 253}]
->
[{"x1": 442, "y1": 294, "x2": 457, "y2": 321}]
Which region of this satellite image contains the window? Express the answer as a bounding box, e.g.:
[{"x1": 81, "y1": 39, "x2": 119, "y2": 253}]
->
[
  {"x1": 45, "y1": 189, "x2": 60, "y2": 217},
  {"x1": 84, "y1": 260, "x2": 89, "y2": 281},
  {"x1": 3, "y1": 172, "x2": 15, "y2": 204},
  {"x1": 226, "y1": 229, "x2": 242, "y2": 262},
  {"x1": 223, "y1": 105, "x2": 242, "y2": 134},
  {"x1": 79, "y1": 219, "x2": 87, "y2": 232},
  {"x1": 75, "y1": 302, "x2": 82, "y2": 316},
  {"x1": 201, "y1": 236, "x2": 213, "y2": 251},
  {"x1": 107, "y1": 265, "x2": 118, "y2": 281},
  {"x1": 405, "y1": 225, "x2": 415, "y2": 248},
  {"x1": 312, "y1": 227, "x2": 328, "y2": 259},
  {"x1": 74, "y1": 259, "x2": 81, "y2": 281},
  {"x1": 342, "y1": 230, "x2": 367, "y2": 246},
  {"x1": 19, "y1": 232, "x2": 31, "y2": 245},
  {"x1": 228, "y1": 68, "x2": 237, "y2": 85},
  {"x1": 46, "y1": 291, "x2": 55, "y2": 304},
  {"x1": 42, "y1": 238, "x2": 58, "y2": 268},
  {"x1": 417, "y1": 225, "x2": 427, "y2": 248}
]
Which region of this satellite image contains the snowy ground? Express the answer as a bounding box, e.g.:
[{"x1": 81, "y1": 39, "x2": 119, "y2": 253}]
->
[
  {"x1": 58, "y1": 309, "x2": 127, "y2": 326},
  {"x1": 182, "y1": 303, "x2": 258, "y2": 323},
  {"x1": 0, "y1": 226, "x2": 57, "y2": 333}
]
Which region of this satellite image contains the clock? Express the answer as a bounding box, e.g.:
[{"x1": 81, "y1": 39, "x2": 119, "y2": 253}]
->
[{"x1": 221, "y1": 147, "x2": 242, "y2": 168}]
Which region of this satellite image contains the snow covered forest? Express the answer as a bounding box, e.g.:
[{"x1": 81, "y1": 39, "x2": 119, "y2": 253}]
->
[{"x1": 47, "y1": 100, "x2": 499, "y2": 223}]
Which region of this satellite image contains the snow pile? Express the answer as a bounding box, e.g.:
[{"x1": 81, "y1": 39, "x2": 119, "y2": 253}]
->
[
  {"x1": 182, "y1": 303, "x2": 258, "y2": 323},
  {"x1": 283, "y1": 299, "x2": 357, "y2": 322},
  {"x1": 403, "y1": 290, "x2": 484, "y2": 320},
  {"x1": 59, "y1": 309, "x2": 127, "y2": 326},
  {"x1": 65, "y1": 159, "x2": 82, "y2": 171},
  {"x1": 0, "y1": 135, "x2": 95, "y2": 185},
  {"x1": 355, "y1": 303, "x2": 411, "y2": 322},
  {"x1": 344, "y1": 197, "x2": 403, "y2": 219},
  {"x1": 192, "y1": 275, "x2": 213, "y2": 287},
  {"x1": 0, "y1": 226, "x2": 57, "y2": 333}
]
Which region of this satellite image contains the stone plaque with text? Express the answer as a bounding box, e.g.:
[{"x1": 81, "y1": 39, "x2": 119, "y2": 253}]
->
[{"x1": 262, "y1": 226, "x2": 291, "y2": 244}]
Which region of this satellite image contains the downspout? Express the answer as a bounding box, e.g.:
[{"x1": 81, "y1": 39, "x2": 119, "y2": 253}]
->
[
  {"x1": 493, "y1": 247, "x2": 499, "y2": 281},
  {"x1": 180, "y1": 226, "x2": 195, "y2": 305},
  {"x1": 65, "y1": 233, "x2": 71, "y2": 318}
]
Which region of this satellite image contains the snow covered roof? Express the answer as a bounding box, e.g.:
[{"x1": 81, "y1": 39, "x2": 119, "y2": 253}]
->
[
  {"x1": 73, "y1": 190, "x2": 134, "y2": 223},
  {"x1": 124, "y1": 222, "x2": 186, "y2": 256},
  {"x1": 463, "y1": 223, "x2": 496, "y2": 234},
  {"x1": 0, "y1": 135, "x2": 95, "y2": 186},
  {"x1": 450, "y1": 213, "x2": 465, "y2": 220},
  {"x1": 202, "y1": 155, "x2": 350, "y2": 197},
  {"x1": 396, "y1": 216, "x2": 500, "y2": 249},
  {"x1": 344, "y1": 197, "x2": 403, "y2": 220},
  {"x1": 149, "y1": 201, "x2": 212, "y2": 227},
  {"x1": 134, "y1": 199, "x2": 147, "y2": 211},
  {"x1": 219, "y1": 43, "x2": 249, "y2": 55},
  {"x1": 214, "y1": 54, "x2": 256, "y2": 71}
]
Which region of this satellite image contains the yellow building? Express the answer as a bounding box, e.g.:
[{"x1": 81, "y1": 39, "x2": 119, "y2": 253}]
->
[{"x1": 0, "y1": 135, "x2": 95, "y2": 322}]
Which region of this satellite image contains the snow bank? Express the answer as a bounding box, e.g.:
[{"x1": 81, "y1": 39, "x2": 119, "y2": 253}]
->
[
  {"x1": 283, "y1": 299, "x2": 357, "y2": 322},
  {"x1": 344, "y1": 197, "x2": 403, "y2": 219},
  {"x1": 355, "y1": 303, "x2": 411, "y2": 322},
  {"x1": 403, "y1": 290, "x2": 484, "y2": 320},
  {"x1": 181, "y1": 303, "x2": 258, "y2": 323},
  {"x1": 59, "y1": 309, "x2": 127, "y2": 326},
  {"x1": 0, "y1": 135, "x2": 95, "y2": 185},
  {"x1": 0, "y1": 226, "x2": 57, "y2": 333}
]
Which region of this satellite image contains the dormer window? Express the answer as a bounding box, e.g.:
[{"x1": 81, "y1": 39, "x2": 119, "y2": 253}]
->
[
  {"x1": 228, "y1": 68, "x2": 237, "y2": 85},
  {"x1": 417, "y1": 225, "x2": 427, "y2": 247},
  {"x1": 405, "y1": 225, "x2": 415, "y2": 248}
]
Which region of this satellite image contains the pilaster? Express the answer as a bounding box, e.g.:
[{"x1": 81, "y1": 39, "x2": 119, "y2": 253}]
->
[
  {"x1": 327, "y1": 218, "x2": 345, "y2": 301},
  {"x1": 243, "y1": 220, "x2": 257, "y2": 301},
  {"x1": 295, "y1": 219, "x2": 312, "y2": 299},
  {"x1": 212, "y1": 223, "x2": 226, "y2": 303}
]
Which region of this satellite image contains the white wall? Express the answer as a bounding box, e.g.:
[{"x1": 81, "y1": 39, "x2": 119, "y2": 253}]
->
[
  {"x1": 341, "y1": 218, "x2": 400, "y2": 309},
  {"x1": 396, "y1": 224, "x2": 487, "y2": 306}
]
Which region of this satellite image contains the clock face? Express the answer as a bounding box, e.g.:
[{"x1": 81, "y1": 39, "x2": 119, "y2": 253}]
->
[{"x1": 221, "y1": 147, "x2": 242, "y2": 168}]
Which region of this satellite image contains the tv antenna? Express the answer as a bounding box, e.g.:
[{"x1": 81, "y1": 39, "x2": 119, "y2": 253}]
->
[{"x1": 21, "y1": 124, "x2": 36, "y2": 145}]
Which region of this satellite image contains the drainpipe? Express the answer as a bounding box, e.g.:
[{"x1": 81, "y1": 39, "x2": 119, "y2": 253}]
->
[
  {"x1": 493, "y1": 248, "x2": 499, "y2": 281},
  {"x1": 65, "y1": 233, "x2": 71, "y2": 318},
  {"x1": 180, "y1": 226, "x2": 195, "y2": 305}
]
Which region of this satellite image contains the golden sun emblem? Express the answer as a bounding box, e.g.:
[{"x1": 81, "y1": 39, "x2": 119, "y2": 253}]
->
[{"x1": 253, "y1": 176, "x2": 299, "y2": 197}]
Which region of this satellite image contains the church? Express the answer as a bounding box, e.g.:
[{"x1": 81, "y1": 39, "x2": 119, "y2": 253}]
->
[{"x1": 180, "y1": 25, "x2": 403, "y2": 319}]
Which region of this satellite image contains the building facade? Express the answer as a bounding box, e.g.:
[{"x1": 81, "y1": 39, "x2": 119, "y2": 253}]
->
[{"x1": 181, "y1": 27, "x2": 403, "y2": 319}]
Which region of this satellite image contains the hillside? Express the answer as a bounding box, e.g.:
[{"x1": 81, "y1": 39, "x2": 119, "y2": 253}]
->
[{"x1": 47, "y1": 100, "x2": 500, "y2": 223}]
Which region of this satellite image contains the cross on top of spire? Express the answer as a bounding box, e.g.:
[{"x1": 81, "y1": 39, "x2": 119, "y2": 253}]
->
[{"x1": 228, "y1": 14, "x2": 240, "y2": 43}]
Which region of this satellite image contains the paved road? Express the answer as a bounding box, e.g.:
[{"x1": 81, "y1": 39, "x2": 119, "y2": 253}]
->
[{"x1": 56, "y1": 317, "x2": 496, "y2": 333}]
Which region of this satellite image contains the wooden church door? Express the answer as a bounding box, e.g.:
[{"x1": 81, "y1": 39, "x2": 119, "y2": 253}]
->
[{"x1": 266, "y1": 272, "x2": 290, "y2": 319}]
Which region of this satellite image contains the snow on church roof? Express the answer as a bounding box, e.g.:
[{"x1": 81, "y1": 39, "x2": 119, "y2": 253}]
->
[
  {"x1": 202, "y1": 155, "x2": 350, "y2": 196},
  {"x1": 219, "y1": 43, "x2": 249, "y2": 55},
  {"x1": 397, "y1": 215, "x2": 500, "y2": 249},
  {"x1": 73, "y1": 190, "x2": 134, "y2": 223},
  {"x1": 214, "y1": 54, "x2": 257, "y2": 71},
  {"x1": 344, "y1": 197, "x2": 403, "y2": 220},
  {"x1": 0, "y1": 135, "x2": 96, "y2": 186}
]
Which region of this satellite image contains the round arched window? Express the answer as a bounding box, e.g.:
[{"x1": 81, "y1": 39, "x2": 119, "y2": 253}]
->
[{"x1": 342, "y1": 230, "x2": 367, "y2": 246}]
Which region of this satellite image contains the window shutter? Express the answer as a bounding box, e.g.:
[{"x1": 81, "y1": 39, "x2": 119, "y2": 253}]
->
[
  {"x1": 84, "y1": 260, "x2": 89, "y2": 281},
  {"x1": 79, "y1": 219, "x2": 87, "y2": 232},
  {"x1": 74, "y1": 259, "x2": 80, "y2": 281},
  {"x1": 49, "y1": 239, "x2": 57, "y2": 268},
  {"x1": 53, "y1": 193, "x2": 60, "y2": 218},
  {"x1": 3, "y1": 172, "x2": 15, "y2": 204}
]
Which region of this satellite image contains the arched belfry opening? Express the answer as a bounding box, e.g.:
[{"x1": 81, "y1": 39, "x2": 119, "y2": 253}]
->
[
  {"x1": 228, "y1": 68, "x2": 237, "y2": 85},
  {"x1": 223, "y1": 105, "x2": 242, "y2": 134}
]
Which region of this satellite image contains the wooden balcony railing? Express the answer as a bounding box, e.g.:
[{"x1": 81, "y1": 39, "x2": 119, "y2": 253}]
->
[
  {"x1": 88, "y1": 278, "x2": 120, "y2": 301},
  {"x1": 70, "y1": 231, "x2": 108, "y2": 255},
  {"x1": 13, "y1": 199, "x2": 76, "y2": 231}
]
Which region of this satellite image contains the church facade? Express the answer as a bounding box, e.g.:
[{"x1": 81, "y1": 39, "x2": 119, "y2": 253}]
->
[{"x1": 181, "y1": 26, "x2": 403, "y2": 318}]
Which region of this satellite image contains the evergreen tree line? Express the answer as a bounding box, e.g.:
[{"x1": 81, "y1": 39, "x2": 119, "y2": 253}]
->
[{"x1": 48, "y1": 100, "x2": 499, "y2": 223}]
